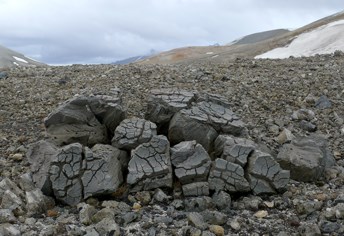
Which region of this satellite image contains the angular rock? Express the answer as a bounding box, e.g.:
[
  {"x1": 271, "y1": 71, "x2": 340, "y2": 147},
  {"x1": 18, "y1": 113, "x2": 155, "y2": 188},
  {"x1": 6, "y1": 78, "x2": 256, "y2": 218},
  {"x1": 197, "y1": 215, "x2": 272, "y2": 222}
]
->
[
  {"x1": 79, "y1": 203, "x2": 97, "y2": 225},
  {"x1": 277, "y1": 128, "x2": 295, "y2": 145},
  {"x1": 246, "y1": 151, "x2": 290, "y2": 194},
  {"x1": 291, "y1": 109, "x2": 316, "y2": 121},
  {"x1": 44, "y1": 95, "x2": 126, "y2": 146},
  {"x1": 0, "y1": 209, "x2": 16, "y2": 224},
  {"x1": 188, "y1": 212, "x2": 208, "y2": 230},
  {"x1": 208, "y1": 158, "x2": 250, "y2": 193},
  {"x1": 277, "y1": 134, "x2": 335, "y2": 182},
  {"x1": 145, "y1": 89, "x2": 196, "y2": 125},
  {"x1": 25, "y1": 189, "x2": 55, "y2": 216},
  {"x1": 26, "y1": 140, "x2": 59, "y2": 196},
  {"x1": 315, "y1": 95, "x2": 331, "y2": 109},
  {"x1": 127, "y1": 135, "x2": 173, "y2": 192},
  {"x1": 0, "y1": 178, "x2": 24, "y2": 199},
  {"x1": 171, "y1": 141, "x2": 211, "y2": 184},
  {"x1": 169, "y1": 101, "x2": 245, "y2": 151},
  {"x1": 1, "y1": 190, "x2": 25, "y2": 216},
  {"x1": 182, "y1": 182, "x2": 210, "y2": 197},
  {"x1": 214, "y1": 135, "x2": 255, "y2": 167},
  {"x1": 0, "y1": 224, "x2": 21, "y2": 236},
  {"x1": 94, "y1": 218, "x2": 120, "y2": 235},
  {"x1": 299, "y1": 120, "x2": 317, "y2": 132},
  {"x1": 212, "y1": 191, "x2": 231, "y2": 212},
  {"x1": 49, "y1": 143, "x2": 127, "y2": 205},
  {"x1": 0, "y1": 71, "x2": 8, "y2": 79},
  {"x1": 111, "y1": 117, "x2": 157, "y2": 150},
  {"x1": 18, "y1": 173, "x2": 36, "y2": 192}
]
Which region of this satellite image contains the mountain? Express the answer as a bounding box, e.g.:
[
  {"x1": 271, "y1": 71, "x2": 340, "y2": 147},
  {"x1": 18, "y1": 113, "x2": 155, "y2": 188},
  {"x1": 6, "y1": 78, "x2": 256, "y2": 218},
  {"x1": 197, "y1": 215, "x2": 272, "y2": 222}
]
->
[
  {"x1": 0, "y1": 44, "x2": 45, "y2": 68},
  {"x1": 113, "y1": 49, "x2": 158, "y2": 65},
  {"x1": 138, "y1": 11, "x2": 344, "y2": 64}
]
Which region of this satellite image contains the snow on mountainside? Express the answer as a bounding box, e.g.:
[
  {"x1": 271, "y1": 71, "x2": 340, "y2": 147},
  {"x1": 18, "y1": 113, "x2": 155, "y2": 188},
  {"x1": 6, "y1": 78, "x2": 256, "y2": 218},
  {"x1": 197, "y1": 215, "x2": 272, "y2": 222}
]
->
[
  {"x1": 0, "y1": 44, "x2": 45, "y2": 68},
  {"x1": 256, "y1": 19, "x2": 344, "y2": 59}
]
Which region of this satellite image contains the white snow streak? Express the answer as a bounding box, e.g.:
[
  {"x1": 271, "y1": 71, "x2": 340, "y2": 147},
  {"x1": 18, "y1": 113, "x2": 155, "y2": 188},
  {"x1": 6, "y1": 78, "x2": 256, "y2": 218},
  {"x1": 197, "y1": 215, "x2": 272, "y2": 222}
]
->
[
  {"x1": 256, "y1": 19, "x2": 344, "y2": 59},
  {"x1": 13, "y1": 56, "x2": 28, "y2": 63}
]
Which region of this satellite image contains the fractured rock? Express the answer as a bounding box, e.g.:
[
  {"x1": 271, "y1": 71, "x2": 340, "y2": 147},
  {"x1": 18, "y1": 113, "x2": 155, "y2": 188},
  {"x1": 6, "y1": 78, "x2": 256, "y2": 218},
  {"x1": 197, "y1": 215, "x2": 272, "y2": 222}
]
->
[
  {"x1": 182, "y1": 182, "x2": 209, "y2": 197},
  {"x1": 214, "y1": 135, "x2": 255, "y2": 167},
  {"x1": 169, "y1": 101, "x2": 245, "y2": 151},
  {"x1": 127, "y1": 135, "x2": 173, "y2": 192},
  {"x1": 49, "y1": 143, "x2": 127, "y2": 205},
  {"x1": 112, "y1": 117, "x2": 157, "y2": 150},
  {"x1": 44, "y1": 95, "x2": 126, "y2": 146},
  {"x1": 208, "y1": 158, "x2": 250, "y2": 193},
  {"x1": 145, "y1": 89, "x2": 196, "y2": 125},
  {"x1": 26, "y1": 140, "x2": 59, "y2": 196},
  {"x1": 171, "y1": 141, "x2": 211, "y2": 184},
  {"x1": 25, "y1": 189, "x2": 55, "y2": 216},
  {"x1": 246, "y1": 151, "x2": 290, "y2": 194},
  {"x1": 277, "y1": 134, "x2": 335, "y2": 182}
]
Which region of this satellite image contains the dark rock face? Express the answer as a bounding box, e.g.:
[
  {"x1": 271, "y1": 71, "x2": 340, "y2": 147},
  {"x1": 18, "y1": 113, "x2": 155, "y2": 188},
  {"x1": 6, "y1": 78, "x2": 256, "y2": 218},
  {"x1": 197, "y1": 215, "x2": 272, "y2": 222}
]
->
[
  {"x1": 246, "y1": 151, "x2": 290, "y2": 194},
  {"x1": 127, "y1": 135, "x2": 173, "y2": 192},
  {"x1": 44, "y1": 95, "x2": 126, "y2": 147},
  {"x1": 277, "y1": 134, "x2": 335, "y2": 182},
  {"x1": 28, "y1": 142, "x2": 127, "y2": 206},
  {"x1": 111, "y1": 117, "x2": 157, "y2": 150}
]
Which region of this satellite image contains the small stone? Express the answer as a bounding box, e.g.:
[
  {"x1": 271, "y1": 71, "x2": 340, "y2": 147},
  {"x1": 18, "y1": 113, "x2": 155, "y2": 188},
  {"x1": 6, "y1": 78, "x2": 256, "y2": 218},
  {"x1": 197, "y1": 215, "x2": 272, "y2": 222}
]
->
[
  {"x1": 299, "y1": 120, "x2": 317, "y2": 132},
  {"x1": 335, "y1": 203, "x2": 344, "y2": 219},
  {"x1": 315, "y1": 95, "x2": 331, "y2": 109},
  {"x1": 94, "y1": 218, "x2": 120, "y2": 236},
  {"x1": 79, "y1": 204, "x2": 97, "y2": 225},
  {"x1": 254, "y1": 210, "x2": 268, "y2": 218},
  {"x1": 208, "y1": 225, "x2": 224, "y2": 236},
  {"x1": 10, "y1": 153, "x2": 23, "y2": 161},
  {"x1": 46, "y1": 209, "x2": 58, "y2": 217},
  {"x1": 91, "y1": 208, "x2": 115, "y2": 224},
  {"x1": 188, "y1": 212, "x2": 208, "y2": 230},
  {"x1": 298, "y1": 223, "x2": 321, "y2": 236},
  {"x1": 277, "y1": 128, "x2": 295, "y2": 144},
  {"x1": 0, "y1": 209, "x2": 16, "y2": 223},
  {"x1": 135, "y1": 191, "x2": 151, "y2": 205},
  {"x1": 212, "y1": 191, "x2": 231, "y2": 212},
  {"x1": 153, "y1": 188, "x2": 170, "y2": 203},
  {"x1": 229, "y1": 219, "x2": 241, "y2": 231},
  {"x1": 133, "y1": 202, "x2": 142, "y2": 211},
  {"x1": 263, "y1": 201, "x2": 274, "y2": 208}
]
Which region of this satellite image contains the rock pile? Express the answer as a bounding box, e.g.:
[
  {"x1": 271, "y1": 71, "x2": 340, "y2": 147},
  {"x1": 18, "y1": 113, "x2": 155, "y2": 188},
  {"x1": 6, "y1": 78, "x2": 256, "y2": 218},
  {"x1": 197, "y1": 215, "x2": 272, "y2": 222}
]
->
[{"x1": 27, "y1": 89, "x2": 292, "y2": 206}]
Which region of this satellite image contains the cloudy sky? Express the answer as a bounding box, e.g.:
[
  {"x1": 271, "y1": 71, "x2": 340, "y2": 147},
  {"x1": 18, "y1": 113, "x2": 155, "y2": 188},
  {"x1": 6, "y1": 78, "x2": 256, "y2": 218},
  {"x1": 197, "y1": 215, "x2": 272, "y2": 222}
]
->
[{"x1": 0, "y1": 0, "x2": 342, "y2": 65}]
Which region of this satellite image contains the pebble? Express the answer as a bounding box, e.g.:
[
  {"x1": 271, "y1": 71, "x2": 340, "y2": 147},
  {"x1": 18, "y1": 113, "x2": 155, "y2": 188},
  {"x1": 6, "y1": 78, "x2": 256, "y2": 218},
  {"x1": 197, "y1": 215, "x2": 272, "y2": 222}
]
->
[
  {"x1": 254, "y1": 210, "x2": 268, "y2": 218},
  {"x1": 208, "y1": 225, "x2": 224, "y2": 236}
]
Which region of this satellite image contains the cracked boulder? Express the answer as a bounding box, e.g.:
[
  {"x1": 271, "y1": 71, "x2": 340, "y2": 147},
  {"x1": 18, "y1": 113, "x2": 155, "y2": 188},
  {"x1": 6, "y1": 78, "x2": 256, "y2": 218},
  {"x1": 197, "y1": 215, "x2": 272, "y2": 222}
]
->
[
  {"x1": 171, "y1": 141, "x2": 211, "y2": 185},
  {"x1": 49, "y1": 143, "x2": 127, "y2": 205},
  {"x1": 26, "y1": 140, "x2": 59, "y2": 196},
  {"x1": 169, "y1": 101, "x2": 245, "y2": 151},
  {"x1": 111, "y1": 117, "x2": 157, "y2": 150},
  {"x1": 182, "y1": 182, "x2": 210, "y2": 197},
  {"x1": 208, "y1": 158, "x2": 250, "y2": 193},
  {"x1": 214, "y1": 135, "x2": 256, "y2": 167},
  {"x1": 276, "y1": 134, "x2": 335, "y2": 182},
  {"x1": 127, "y1": 135, "x2": 173, "y2": 192},
  {"x1": 44, "y1": 95, "x2": 126, "y2": 146},
  {"x1": 246, "y1": 151, "x2": 290, "y2": 195},
  {"x1": 145, "y1": 89, "x2": 196, "y2": 127}
]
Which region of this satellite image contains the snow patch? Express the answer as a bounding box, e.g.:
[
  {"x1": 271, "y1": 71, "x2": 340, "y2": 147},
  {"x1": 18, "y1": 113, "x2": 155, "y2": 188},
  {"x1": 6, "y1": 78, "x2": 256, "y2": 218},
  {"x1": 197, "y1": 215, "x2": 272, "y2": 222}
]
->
[
  {"x1": 13, "y1": 56, "x2": 28, "y2": 63},
  {"x1": 13, "y1": 62, "x2": 19, "y2": 66},
  {"x1": 256, "y1": 19, "x2": 344, "y2": 59},
  {"x1": 206, "y1": 52, "x2": 214, "y2": 55},
  {"x1": 212, "y1": 55, "x2": 219, "y2": 58}
]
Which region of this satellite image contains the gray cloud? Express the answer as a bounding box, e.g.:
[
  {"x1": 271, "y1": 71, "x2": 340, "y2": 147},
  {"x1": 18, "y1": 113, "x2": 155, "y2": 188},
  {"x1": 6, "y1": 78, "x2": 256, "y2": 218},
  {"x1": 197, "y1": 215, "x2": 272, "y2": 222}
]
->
[{"x1": 0, "y1": 0, "x2": 342, "y2": 64}]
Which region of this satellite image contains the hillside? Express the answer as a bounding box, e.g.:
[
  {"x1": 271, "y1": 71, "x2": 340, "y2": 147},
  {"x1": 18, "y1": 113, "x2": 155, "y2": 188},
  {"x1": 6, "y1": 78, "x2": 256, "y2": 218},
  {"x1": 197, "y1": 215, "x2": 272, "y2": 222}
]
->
[
  {"x1": 138, "y1": 11, "x2": 344, "y2": 65},
  {"x1": 0, "y1": 44, "x2": 45, "y2": 68}
]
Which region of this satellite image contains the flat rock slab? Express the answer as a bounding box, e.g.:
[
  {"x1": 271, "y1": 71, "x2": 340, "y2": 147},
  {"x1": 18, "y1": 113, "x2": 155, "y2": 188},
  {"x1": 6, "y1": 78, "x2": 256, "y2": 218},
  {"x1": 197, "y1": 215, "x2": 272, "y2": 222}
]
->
[
  {"x1": 112, "y1": 117, "x2": 157, "y2": 150},
  {"x1": 208, "y1": 158, "x2": 250, "y2": 193},
  {"x1": 246, "y1": 151, "x2": 290, "y2": 194},
  {"x1": 182, "y1": 182, "x2": 210, "y2": 197},
  {"x1": 277, "y1": 134, "x2": 335, "y2": 182},
  {"x1": 127, "y1": 135, "x2": 173, "y2": 192},
  {"x1": 44, "y1": 95, "x2": 126, "y2": 146},
  {"x1": 171, "y1": 141, "x2": 211, "y2": 184},
  {"x1": 145, "y1": 89, "x2": 196, "y2": 125}
]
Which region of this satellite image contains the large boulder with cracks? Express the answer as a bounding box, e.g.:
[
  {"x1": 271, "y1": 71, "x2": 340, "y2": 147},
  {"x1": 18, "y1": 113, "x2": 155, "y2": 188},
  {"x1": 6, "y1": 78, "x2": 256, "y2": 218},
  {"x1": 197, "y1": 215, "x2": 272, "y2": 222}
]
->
[{"x1": 44, "y1": 94, "x2": 126, "y2": 146}]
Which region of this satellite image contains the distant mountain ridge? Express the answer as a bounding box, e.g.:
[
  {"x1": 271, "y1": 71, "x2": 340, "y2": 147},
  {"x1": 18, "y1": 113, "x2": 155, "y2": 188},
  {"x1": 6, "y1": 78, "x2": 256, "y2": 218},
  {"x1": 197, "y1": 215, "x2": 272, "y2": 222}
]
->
[
  {"x1": 0, "y1": 45, "x2": 45, "y2": 68},
  {"x1": 138, "y1": 11, "x2": 344, "y2": 65}
]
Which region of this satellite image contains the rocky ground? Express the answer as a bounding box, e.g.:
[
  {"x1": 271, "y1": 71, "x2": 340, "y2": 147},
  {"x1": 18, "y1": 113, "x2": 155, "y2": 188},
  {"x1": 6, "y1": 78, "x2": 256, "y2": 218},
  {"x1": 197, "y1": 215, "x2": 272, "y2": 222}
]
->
[{"x1": 1, "y1": 53, "x2": 344, "y2": 235}]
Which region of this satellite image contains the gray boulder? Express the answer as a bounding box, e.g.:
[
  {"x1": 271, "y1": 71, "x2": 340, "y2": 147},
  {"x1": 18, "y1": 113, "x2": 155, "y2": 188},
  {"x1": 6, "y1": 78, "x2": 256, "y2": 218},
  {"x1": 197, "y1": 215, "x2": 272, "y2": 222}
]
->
[
  {"x1": 112, "y1": 117, "x2": 157, "y2": 150},
  {"x1": 169, "y1": 101, "x2": 245, "y2": 151},
  {"x1": 44, "y1": 95, "x2": 126, "y2": 146},
  {"x1": 127, "y1": 135, "x2": 173, "y2": 192},
  {"x1": 145, "y1": 89, "x2": 196, "y2": 125},
  {"x1": 26, "y1": 140, "x2": 59, "y2": 196},
  {"x1": 182, "y1": 182, "x2": 209, "y2": 197},
  {"x1": 49, "y1": 143, "x2": 127, "y2": 205},
  {"x1": 246, "y1": 151, "x2": 290, "y2": 194},
  {"x1": 276, "y1": 134, "x2": 335, "y2": 182},
  {"x1": 171, "y1": 141, "x2": 211, "y2": 184},
  {"x1": 25, "y1": 189, "x2": 55, "y2": 216},
  {"x1": 214, "y1": 135, "x2": 256, "y2": 167},
  {"x1": 208, "y1": 158, "x2": 250, "y2": 193}
]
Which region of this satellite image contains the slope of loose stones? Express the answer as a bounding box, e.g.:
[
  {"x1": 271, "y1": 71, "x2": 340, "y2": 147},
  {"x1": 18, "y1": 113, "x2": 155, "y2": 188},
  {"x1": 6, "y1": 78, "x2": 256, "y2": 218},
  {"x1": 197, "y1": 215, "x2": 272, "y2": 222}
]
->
[
  {"x1": 127, "y1": 135, "x2": 173, "y2": 192},
  {"x1": 111, "y1": 117, "x2": 157, "y2": 150}
]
